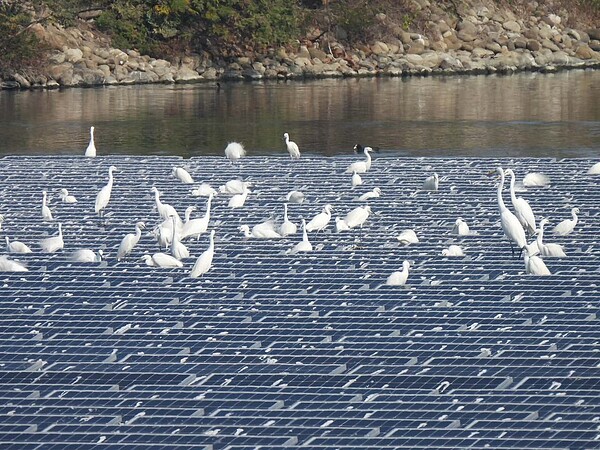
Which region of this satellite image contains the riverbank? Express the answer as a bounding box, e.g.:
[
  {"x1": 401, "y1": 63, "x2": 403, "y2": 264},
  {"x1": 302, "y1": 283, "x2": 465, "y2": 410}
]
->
[{"x1": 1, "y1": 1, "x2": 600, "y2": 90}]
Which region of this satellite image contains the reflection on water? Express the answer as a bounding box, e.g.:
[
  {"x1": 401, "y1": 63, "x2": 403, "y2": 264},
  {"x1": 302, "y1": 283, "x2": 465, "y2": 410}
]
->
[{"x1": 0, "y1": 70, "x2": 599, "y2": 158}]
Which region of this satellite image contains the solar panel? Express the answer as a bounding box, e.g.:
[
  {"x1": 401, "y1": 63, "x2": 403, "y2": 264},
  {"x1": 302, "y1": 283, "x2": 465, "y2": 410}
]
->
[{"x1": 0, "y1": 155, "x2": 598, "y2": 448}]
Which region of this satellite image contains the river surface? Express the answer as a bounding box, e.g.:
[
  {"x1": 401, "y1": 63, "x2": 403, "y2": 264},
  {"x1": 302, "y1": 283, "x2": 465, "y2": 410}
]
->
[{"x1": 0, "y1": 70, "x2": 599, "y2": 158}]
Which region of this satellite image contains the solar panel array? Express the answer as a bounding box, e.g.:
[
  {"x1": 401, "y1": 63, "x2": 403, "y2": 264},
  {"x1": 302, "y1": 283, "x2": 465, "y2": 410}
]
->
[{"x1": 0, "y1": 154, "x2": 598, "y2": 449}]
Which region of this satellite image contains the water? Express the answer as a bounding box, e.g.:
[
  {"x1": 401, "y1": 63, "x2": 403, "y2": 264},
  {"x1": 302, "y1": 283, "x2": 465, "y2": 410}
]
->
[{"x1": 0, "y1": 70, "x2": 599, "y2": 158}]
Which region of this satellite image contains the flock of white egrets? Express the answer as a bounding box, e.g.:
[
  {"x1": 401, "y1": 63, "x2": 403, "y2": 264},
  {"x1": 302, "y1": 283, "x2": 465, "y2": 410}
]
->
[{"x1": 1, "y1": 125, "x2": 598, "y2": 284}]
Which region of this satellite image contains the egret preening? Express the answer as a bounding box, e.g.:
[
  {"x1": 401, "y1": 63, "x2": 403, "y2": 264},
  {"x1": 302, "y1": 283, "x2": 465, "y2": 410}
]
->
[
  {"x1": 85, "y1": 126, "x2": 96, "y2": 157},
  {"x1": 442, "y1": 245, "x2": 465, "y2": 257},
  {"x1": 220, "y1": 180, "x2": 251, "y2": 195},
  {"x1": 39, "y1": 223, "x2": 64, "y2": 253},
  {"x1": 553, "y1": 207, "x2": 579, "y2": 236},
  {"x1": 343, "y1": 205, "x2": 371, "y2": 229},
  {"x1": 70, "y1": 249, "x2": 103, "y2": 263},
  {"x1": 117, "y1": 221, "x2": 145, "y2": 261},
  {"x1": 59, "y1": 188, "x2": 77, "y2": 203},
  {"x1": 386, "y1": 260, "x2": 410, "y2": 286},
  {"x1": 95, "y1": 166, "x2": 117, "y2": 217},
  {"x1": 42, "y1": 190, "x2": 53, "y2": 221},
  {"x1": 305, "y1": 204, "x2": 333, "y2": 232},
  {"x1": 229, "y1": 188, "x2": 250, "y2": 208},
  {"x1": 181, "y1": 194, "x2": 212, "y2": 240},
  {"x1": 141, "y1": 253, "x2": 183, "y2": 268},
  {"x1": 239, "y1": 220, "x2": 282, "y2": 239},
  {"x1": 279, "y1": 203, "x2": 297, "y2": 236},
  {"x1": 283, "y1": 133, "x2": 300, "y2": 159},
  {"x1": 191, "y1": 183, "x2": 217, "y2": 197},
  {"x1": 286, "y1": 190, "x2": 305, "y2": 204},
  {"x1": 170, "y1": 216, "x2": 189, "y2": 260},
  {"x1": 346, "y1": 145, "x2": 376, "y2": 174},
  {"x1": 224, "y1": 142, "x2": 246, "y2": 163},
  {"x1": 496, "y1": 167, "x2": 526, "y2": 256},
  {"x1": 357, "y1": 187, "x2": 381, "y2": 201},
  {"x1": 151, "y1": 187, "x2": 181, "y2": 223},
  {"x1": 0, "y1": 255, "x2": 28, "y2": 272},
  {"x1": 288, "y1": 219, "x2": 312, "y2": 254},
  {"x1": 335, "y1": 217, "x2": 350, "y2": 232},
  {"x1": 524, "y1": 246, "x2": 551, "y2": 276},
  {"x1": 5, "y1": 236, "x2": 32, "y2": 254},
  {"x1": 190, "y1": 230, "x2": 215, "y2": 278},
  {"x1": 505, "y1": 169, "x2": 536, "y2": 234},
  {"x1": 452, "y1": 218, "x2": 470, "y2": 236},
  {"x1": 172, "y1": 167, "x2": 194, "y2": 184},
  {"x1": 422, "y1": 173, "x2": 439, "y2": 192},
  {"x1": 537, "y1": 218, "x2": 566, "y2": 257},
  {"x1": 351, "y1": 171, "x2": 362, "y2": 187},
  {"x1": 397, "y1": 229, "x2": 419, "y2": 245},
  {"x1": 523, "y1": 172, "x2": 550, "y2": 187}
]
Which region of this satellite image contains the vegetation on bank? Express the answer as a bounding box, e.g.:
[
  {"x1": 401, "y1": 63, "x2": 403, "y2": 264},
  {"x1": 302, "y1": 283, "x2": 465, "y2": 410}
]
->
[{"x1": 1, "y1": 0, "x2": 599, "y2": 77}]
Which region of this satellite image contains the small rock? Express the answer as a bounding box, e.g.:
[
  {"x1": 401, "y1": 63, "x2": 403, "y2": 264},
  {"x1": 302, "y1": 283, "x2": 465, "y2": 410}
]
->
[
  {"x1": 371, "y1": 41, "x2": 389, "y2": 55},
  {"x1": 503, "y1": 20, "x2": 521, "y2": 33},
  {"x1": 514, "y1": 37, "x2": 527, "y2": 49},
  {"x1": 175, "y1": 66, "x2": 201, "y2": 82},
  {"x1": 46, "y1": 80, "x2": 60, "y2": 89},
  {"x1": 64, "y1": 48, "x2": 84, "y2": 63},
  {"x1": 308, "y1": 47, "x2": 328, "y2": 61},
  {"x1": 13, "y1": 73, "x2": 30, "y2": 88},
  {"x1": 527, "y1": 40, "x2": 541, "y2": 52},
  {"x1": 575, "y1": 44, "x2": 595, "y2": 59},
  {"x1": 588, "y1": 28, "x2": 600, "y2": 41}
]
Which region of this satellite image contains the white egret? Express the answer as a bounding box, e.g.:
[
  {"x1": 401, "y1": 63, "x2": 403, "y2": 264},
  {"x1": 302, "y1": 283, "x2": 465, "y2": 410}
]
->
[
  {"x1": 0, "y1": 255, "x2": 28, "y2": 272},
  {"x1": 442, "y1": 245, "x2": 465, "y2": 257},
  {"x1": 397, "y1": 229, "x2": 419, "y2": 245},
  {"x1": 172, "y1": 167, "x2": 194, "y2": 184},
  {"x1": 70, "y1": 249, "x2": 103, "y2": 263},
  {"x1": 524, "y1": 247, "x2": 551, "y2": 276},
  {"x1": 288, "y1": 219, "x2": 312, "y2": 254},
  {"x1": 422, "y1": 173, "x2": 439, "y2": 192},
  {"x1": 59, "y1": 188, "x2": 77, "y2": 203},
  {"x1": 39, "y1": 223, "x2": 64, "y2": 253},
  {"x1": 191, "y1": 183, "x2": 217, "y2": 197},
  {"x1": 170, "y1": 216, "x2": 189, "y2": 260},
  {"x1": 286, "y1": 190, "x2": 305, "y2": 204},
  {"x1": 224, "y1": 142, "x2": 246, "y2": 163},
  {"x1": 0, "y1": 214, "x2": 4, "y2": 231},
  {"x1": 152, "y1": 218, "x2": 177, "y2": 249},
  {"x1": 451, "y1": 218, "x2": 470, "y2": 236},
  {"x1": 141, "y1": 253, "x2": 183, "y2": 268},
  {"x1": 505, "y1": 169, "x2": 537, "y2": 234},
  {"x1": 239, "y1": 220, "x2": 281, "y2": 239},
  {"x1": 357, "y1": 187, "x2": 381, "y2": 201},
  {"x1": 283, "y1": 132, "x2": 300, "y2": 159},
  {"x1": 305, "y1": 204, "x2": 333, "y2": 232},
  {"x1": 95, "y1": 166, "x2": 117, "y2": 217},
  {"x1": 117, "y1": 221, "x2": 145, "y2": 261},
  {"x1": 6, "y1": 236, "x2": 32, "y2": 254},
  {"x1": 496, "y1": 167, "x2": 526, "y2": 255},
  {"x1": 335, "y1": 217, "x2": 350, "y2": 232},
  {"x1": 386, "y1": 260, "x2": 410, "y2": 286},
  {"x1": 344, "y1": 205, "x2": 371, "y2": 229},
  {"x1": 587, "y1": 162, "x2": 600, "y2": 175},
  {"x1": 190, "y1": 230, "x2": 215, "y2": 278},
  {"x1": 181, "y1": 194, "x2": 212, "y2": 240},
  {"x1": 537, "y1": 218, "x2": 566, "y2": 257},
  {"x1": 228, "y1": 188, "x2": 250, "y2": 208},
  {"x1": 351, "y1": 171, "x2": 362, "y2": 187},
  {"x1": 151, "y1": 186, "x2": 181, "y2": 222},
  {"x1": 553, "y1": 207, "x2": 579, "y2": 236},
  {"x1": 219, "y1": 180, "x2": 251, "y2": 195},
  {"x1": 346, "y1": 145, "x2": 375, "y2": 174},
  {"x1": 42, "y1": 190, "x2": 53, "y2": 221},
  {"x1": 523, "y1": 172, "x2": 550, "y2": 187},
  {"x1": 279, "y1": 203, "x2": 297, "y2": 236},
  {"x1": 85, "y1": 126, "x2": 96, "y2": 157}
]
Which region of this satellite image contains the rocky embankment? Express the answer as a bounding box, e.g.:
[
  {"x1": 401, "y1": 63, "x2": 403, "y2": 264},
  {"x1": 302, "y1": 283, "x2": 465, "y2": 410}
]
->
[{"x1": 2, "y1": 1, "x2": 600, "y2": 90}]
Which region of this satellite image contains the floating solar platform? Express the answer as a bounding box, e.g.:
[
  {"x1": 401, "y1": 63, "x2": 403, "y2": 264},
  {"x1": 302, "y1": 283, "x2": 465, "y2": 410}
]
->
[{"x1": 0, "y1": 155, "x2": 599, "y2": 449}]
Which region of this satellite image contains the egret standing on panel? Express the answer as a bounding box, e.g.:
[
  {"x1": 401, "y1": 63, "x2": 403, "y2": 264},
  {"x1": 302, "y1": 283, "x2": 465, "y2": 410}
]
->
[
  {"x1": 85, "y1": 126, "x2": 96, "y2": 157},
  {"x1": 305, "y1": 204, "x2": 333, "y2": 232},
  {"x1": 42, "y1": 190, "x2": 53, "y2": 221},
  {"x1": 553, "y1": 207, "x2": 579, "y2": 236},
  {"x1": 95, "y1": 166, "x2": 117, "y2": 217},
  {"x1": 505, "y1": 168, "x2": 537, "y2": 234},
  {"x1": 386, "y1": 261, "x2": 410, "y2": 286},
  {"x1": 496, "y1": 167, "x2": 526, "y2": 256},
  {"x1": 224, "y1": 142, "x2": 246, "y2": 163},
  {"x1": 190, "y1": 230, "x2": 216, "y2": 278},
  {"x1": 283, "y1": 133, "x2": 300, "y2": 159},
  {"x1": 117, "y1": 221, "x2": 145, "y2": 261}
]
